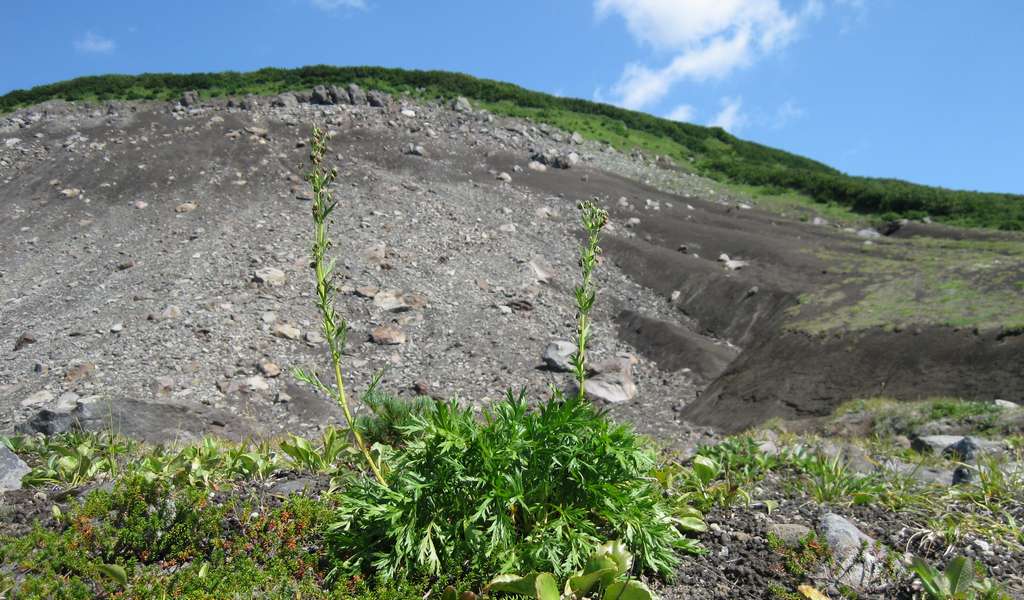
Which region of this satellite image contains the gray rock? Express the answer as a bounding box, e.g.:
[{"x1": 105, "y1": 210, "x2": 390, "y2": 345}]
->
[
  {"x1": 583, "y1": 360, "x2": 637, "y2": 404},
  {"x1": 570, "y1": 131, "x2": 584, "y2": 145},
  {"x1": 405, "y1": 143, "x2": 426, "y2": 157},
  {"x1": 366, "y1": 90, "x2": 390, "y2": 108},
  {"x1": 373, "y1": 290, "x2": 409, "y2": 312},
  {"x1": 0, "y1": 447, "x2": 30, "y2": 492},
  {"x1": 347, "y1": 84, "x2": 367, "y2": 106},
  {"x1": 766, "y1": 523, "x2": 811, "y2": 548},
  {"x1": 952, "y1": 465, "x2": 974, "y2": 485},
  {"x1": 272, "y1": 323, "x2": 302, "y2": 340},
  {"x1": 272, "y1": 93, "x2": 299, "y2": 109},
  {"x1": 542, "y1": 341, "x2": 576, "y2": 372},
  {"x1": 817, "y1": 513, "x2": 889, "y2": 590},
  {"x1": 812, "y1": 216, "x2": 829, "y2": 226},
  {"x1": 452, "y1": 96, "x2": 472, "y2": 113},
  {"x1": 911, "y1": 435, "x2": 1005, "y2": 461},
  {"x1": 180, "y1": 90, "x2": 200, "y2": 107},
  {"x1": 943, "y1": 437, "x2": 981, "y2": 462},
  {"x1": 21, "y1": 389, "x2": 54, "y2": 408},
  {"x1": 370, "y1": 325, "x2": 406, "y2": 345},
  {"x1": 818, "y1": 441, "x2": 875, "y2": 475},
  {"x1": 253, "y1": 267, "x2": 286, "y2": 287},
  {"x1": 328, "y1": 85, "x2": 349, "y2": 105},
  {"x1": 993, "y1": 399, "x2": 1018, "y2": 410},
  {"x1": 17, "y1": 399, "x2": 257, "y2": 444},
  {"x1": 310, "y1": 85, "x2": 333, "y2": 105},
  {"x1": 885, "y1": 459, "x2": 955, "y2": 486},
  {"x1": 856, "y1": 228, "x2": 881, "y2": 239}
]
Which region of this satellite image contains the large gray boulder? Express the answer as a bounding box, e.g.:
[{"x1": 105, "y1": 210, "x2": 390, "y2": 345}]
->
[
  {"x1": 911, "y1": 435, "x2": 1006, "y2": 461},
  {"x1": 310, "y1": 85, "x2": 333, "y2": 105},
  {"x1": 328, "y1": 85, "x2": 349, "y2": 105},
  {"x1": 366, "y1": 90, "x2": 390, "y2": 108},
  {"x1": 817, "y1": 513, "x2": 891, "y2": 591},
  {"x1": 180, "y1": 90, "x2": 200, "y2": 107},
  {"x1": 272, "y1": 93, "x2": 299, "y2": 109},
  {"x1": 347, "y1": 84, "x2": 367, "y2": 106},
  {"x1": 0, "y1": 446, "x2": 30, "y2": 492}
]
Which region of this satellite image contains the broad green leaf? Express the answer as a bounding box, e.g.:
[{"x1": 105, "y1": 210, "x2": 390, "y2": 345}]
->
[
  {"x1": 675, "y1": 516, "x2": 707, "y2": 533},
  {"x1": 945, "y1": 556, "x2": 974, "y2": 597},
  {"x1": 487, "y1": 573, "x2": 544, "y2": 596},
  {"x1": 534, "y1": 573, "x2": 560, "y2": 600},
  {"x1": 910, "y1": 557, "x2": 947, "y2": 598},
  {"x1": 603, "y1": 580, "x2": 654, "y2": 600},
  {"x1": 692, "y1": 455, "x2": 719, "y2": 484},
  {"x1": 441, "y1": 586, "x2": 457, "y2": 600},
  {"x1": 567, "y1": 567, "x2": 617, "y2": 598},
  {"x1": 96, "y1": 563, "x2": 127, "y2": 586}
]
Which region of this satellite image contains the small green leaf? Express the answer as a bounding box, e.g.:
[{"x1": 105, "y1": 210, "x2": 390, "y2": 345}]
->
[
  {"x1": 96, "y1": 563, "x2": 128, "y2": 586},
  {"x1": 675, "y1": 516, "x2": 707, "y2": 533},
  {"x1": 198, "y1": 561, "x2": 209, "y2": 579},
  {"x1": 441, "y1": 586, "x2": 457, "y2": 600}
]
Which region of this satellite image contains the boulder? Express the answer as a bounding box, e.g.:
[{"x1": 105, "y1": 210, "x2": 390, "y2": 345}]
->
[
  {"x1": 16, "y1": 398, "x2": 258, "y2": 444},
  {"x1": 911, "y1": 435, "x2": 1006, "y2": 461},
  {"x1": 366, "y1": 90, "x2": 390, "y2": 108},
  {"x1": 310, "y1": 85, "x2": 333, "y2": 105},
  {"x1": 542, "y1": 341, "x2": 576, "y2": 372},
  {"x1": 180, "y1": 90, "x2": 200, "y2": 107},
  {"x1": 817, "y1": 513, "x2": 890, "y2": 591},
  {"x1": 347, "y1": 84, "x2": 368, "y2": 106},
  {"x1": 766, "y1": 523, "x2": 811, "y2": 548},
  {"x1": 328, "y1": 85, "x2": 349, "y2": 105},
  {"x1": 452, "y1": 96, "x2": 472, "y2": 113},
  {"x1": 253, "y1": 267, "x2": 287, "y2": 287},
  {"x1": 584, "y1": 370, "x2": 637, "y2": 404},
  {"x1": 272, "y1": 93, "x2": 299, "y2": 109},
  {"x1": 0, "y1": 447, "x2": 30, "y2": 492}
]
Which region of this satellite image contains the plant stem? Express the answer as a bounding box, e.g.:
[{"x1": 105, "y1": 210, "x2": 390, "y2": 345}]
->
[
  {"x1": 572, "y1": 200, "x2": 608, "y2": 403},
  {"x1": 304, "y1": 125, "x2": 386, "y2": 486}
]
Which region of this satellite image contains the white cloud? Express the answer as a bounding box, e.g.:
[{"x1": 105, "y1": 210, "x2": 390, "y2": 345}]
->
[
  {"x1": 74, "y1": 31, "x2": 116, "y2": 54},
  {"x1": 597, "y1": 0, "x2": 821, "y2": 109},
  {"x1": 666, "y1": 104, "x2": 697, "y2": 122},
  {"x1": 311, "y1": 0, "x2": 366, "y2": 10},
  {"x1": 773, "y1": 99, "x2": 805, "y2": 128},
  {"x1": 708, "y1": 96, "x2": 746, "y2": 132}
]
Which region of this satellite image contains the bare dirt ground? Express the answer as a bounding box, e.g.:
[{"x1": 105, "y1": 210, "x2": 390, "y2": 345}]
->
[{"x1": 1, "y1": 91, "x2": 1021, "y2": 448}]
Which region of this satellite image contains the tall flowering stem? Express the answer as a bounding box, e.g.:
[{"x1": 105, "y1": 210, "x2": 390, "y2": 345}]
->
[
  {"x1": 294, "y1": 125, "x2": 386, "y2": 486},
  {"x1": 571, "y1": 200, "x2": 609, "y2": 403}
]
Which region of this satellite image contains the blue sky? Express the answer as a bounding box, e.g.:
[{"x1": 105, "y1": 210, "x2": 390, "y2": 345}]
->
[{"x1": 2, "y1": 1, "x2": 1022, "y2": 193}]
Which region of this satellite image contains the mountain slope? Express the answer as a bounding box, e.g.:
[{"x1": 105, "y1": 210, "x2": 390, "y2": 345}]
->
[{"x1": 2, "y1": 65, "x2": 1022, "y2": 230}]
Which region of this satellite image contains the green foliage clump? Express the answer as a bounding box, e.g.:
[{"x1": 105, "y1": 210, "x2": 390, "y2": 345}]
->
[
  {"x1": 910, "y1": 555, "x2": 1009, "y2": 600},
  {"x1": 327, "y1": 390, "x2": 692, "y2": 582},
  {"x1": 487, "y1": 539, "x2": 655, "y2": 599}
]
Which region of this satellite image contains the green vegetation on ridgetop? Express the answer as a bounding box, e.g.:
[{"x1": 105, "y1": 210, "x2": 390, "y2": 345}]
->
[{"x1": 2, "y1": 65, "x2": 1022, "y2": 230}]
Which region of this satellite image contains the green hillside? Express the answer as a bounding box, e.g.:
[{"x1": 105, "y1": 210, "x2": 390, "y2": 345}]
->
[{"x1": 3, "y1": 65, "x2": 1021, "y2": 230}]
